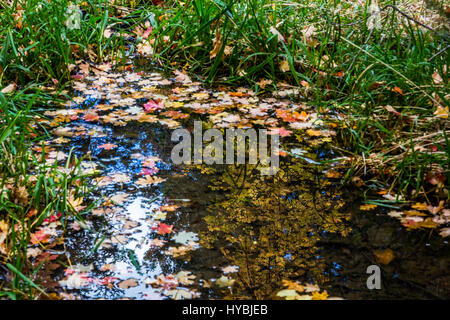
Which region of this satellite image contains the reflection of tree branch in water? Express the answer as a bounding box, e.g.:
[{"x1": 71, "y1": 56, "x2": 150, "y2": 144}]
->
[
  {"x1": 219, "y1": 244, "x2": 256, "y2": 297},
  {"x1": 200, "y1": 158, "x2": 351, "y2": 299}
]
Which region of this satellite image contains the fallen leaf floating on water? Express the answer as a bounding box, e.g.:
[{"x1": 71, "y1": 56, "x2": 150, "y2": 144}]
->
[
  {"x1": 404, "y1": 210, "x2": 427, "y2": 217},
  {"x1": 373, "y1": 249, "x2": 395, "y2": 265},
  {"x1": 268, "y1": 127, "x2": 292, "y2": 137},
  {"x1": 145, "y1": 274, "x2": 178, "y2": 289},
  {"x1": 276, "y1": 109, "x2": 308, "y2": 122},
  {"x1": 165, "y1": 245, "x2": 195, "y2": 259},
  {"x1": 388, "y1": 211, "x2": 403, "y2": 219},
  {"x1": 142, "y1": 156, "x2": 161, "y2": 167},
  {"x1": 153, "y1": 223, "x2": 173, "y2": 235},
  {"x1": 30, "y1": 225, "x2": 58, "y2": 245},
  {"x1": 68, "y1": 220, "x2": 90, "y2": 231},
  {"x1": 149, "y1": 239, "x2": 167, "y2": 247},
  {"x1": 215, "y1": 276, "x2": 235, "y2": 288},
  {"x1": 174, "y1": 70, "x2": 192, "y2": 84},
  {"x1": 427, "y1": 200, "x2": 445, "y2": 215},
  {"x1": 165, "y1": 289, "x2": 194, "y2": 300},
  {"x1": 96, "y1": 173, "x2": 131, "y2": 186},
  {"x1": 303, "y1": 283, "x2": 321, "y2": 293},
  {"x1": 439, "y1": 228, "x2": 450, "y2": 237},
  {"x1": 110, "y1": 234, "x2": 128, "y2": 245},
  {"x1": 161, "y1": 110, "x2": 189, "y2": 119},
  {"x1": 100, "y1": 264, "x2": 115, "y2": 272},
  {"x1": 151, "y1": 211, "x2": 167, "y2": 220},
  {"x1": 172, "y1": 231, "x2": 199, "y2": 245},
  {"x1": 306, "y1": 129, "x2": 336, "y2": 137},
  {"x1": 135, "y1": 176, "x2": 165, "y2": 186},
  {"x1": 281, "y1": 280, "x2": 306, "y2": 292},
  {"x1": 109, "y1": 193, "x2": 129, "y2": 205},
  {"x1": 360, "y1": 204, "x2": 377, "y2": 211},
  {"x1": 83, "y1": 112, "x2": 100, "y2": 122},
  {"x1": 192, "y1": 92, "x2": 209, "y2": 100},
  {"x1": 137, "y1": 41, "x2": 153, "y2": 56},
  {"x1": 59, "y1": 273, "x2": 89, "y2": 289},
  {"x1": 221, "y1": 265, "x2": 239, "y2": 274},
  {"x1": 160, "y1": 205, "x2": 178, "y2": 212},
  {"x1": 92, "y1": 207, "x2": 117, "y2": 216},
  {"x1": 256, "y1": 79, "x2": 273, "y2": 88},
  {"x1": 312, "y1": 291, "x2": 329, "y2": 300},
  {"x1": 143, "y1": 99, "x2": 164, "y2": 112},
  {"x1": 117, "y1": 278, "x2": 139, "y2": 289},
  {"x1": 123, "y1": 220, "x2": 140, "y2": 230},
  {"x1": 175, "y1": 271, "x2": 196, "y2": 286},
  {"x1": 411, "y1": 202, "x2": 428, "y2": 211},
  {"x1": 276, "y1": 289, "x2": 307, "y2": 300},
  {"x1": 98, "y1": 143, "x2": 118, "y2": 150},
  {"x1": 140, "y1": 167, "x2": 159, "y2": 175}
]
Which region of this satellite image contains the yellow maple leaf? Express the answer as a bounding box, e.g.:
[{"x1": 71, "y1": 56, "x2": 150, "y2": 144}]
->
[
  {"x1": 417, "y1": 218, "x2": 439, "y2": 229},
  {"x1": 411, "y1": 202, "x2": 428, "y2": 211},
  {"x1": 311, "y1": 291, "x2": 328, "y2": 300},
  {"x1": 280, "y1": 60, "x2": 290, "y2": 72},
  {"x1": 282, "y1": 280, "x2": 305, "y2": 292},
  {"x1": 306, "y1": 129, "x2": 323, "y2": 137},
  {"x1": 434, "y1": 106, "x2": 449, "y2": 119},
  {"x1": 360, "y1": 204, "x2": 377, "y2": 211}
]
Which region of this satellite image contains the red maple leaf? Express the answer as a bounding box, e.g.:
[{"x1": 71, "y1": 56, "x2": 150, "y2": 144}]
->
[
  {"x1": 268, "y1": 127, "x2": 292, "y2": 137},
  {"x1": 43, "y1": 212, "x2": 61, "y2": 223},
  {"x1": 64, "y1": 268, "x2": 76, "y2": 275},
  {"x1": 140, "y1": 167, "x2": 159, "y2": 175},
  {"x1": 30, "y1": 229, "x2": 51, "y2": 245},
  {"x1": 152, "y1": 223, "x2": 173, "y2": 235},
  {"x1": 71, "y1": 73, "x2": 84, "y2": 80},
  {"x1": 143, "y1": 99, "x2": 164, "y2": 112}
]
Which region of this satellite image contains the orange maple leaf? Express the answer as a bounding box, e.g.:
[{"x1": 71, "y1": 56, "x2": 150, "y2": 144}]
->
[
  {"x1": 84, "y1": 112, "x2": 99, "y2": 122},
  {"x1": 391, "y1": 86, "x2": 404, "y2": 95}
]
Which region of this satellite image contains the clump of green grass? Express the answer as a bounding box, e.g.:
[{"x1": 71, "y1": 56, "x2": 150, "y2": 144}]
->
[
  {"x1": 143, "y1": 0, "x2": 449, "y2": 200},
  {"x1": 0, "y1": 0, "x2": 127, "y2": 86},
  {"x1": 0, "y1": 88, "x2": 94, "y2": 299}
]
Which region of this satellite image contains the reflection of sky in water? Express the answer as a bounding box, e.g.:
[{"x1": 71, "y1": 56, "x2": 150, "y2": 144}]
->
[{"x1": 77, "y1": 196, "x2": 173, "y2": 300}]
